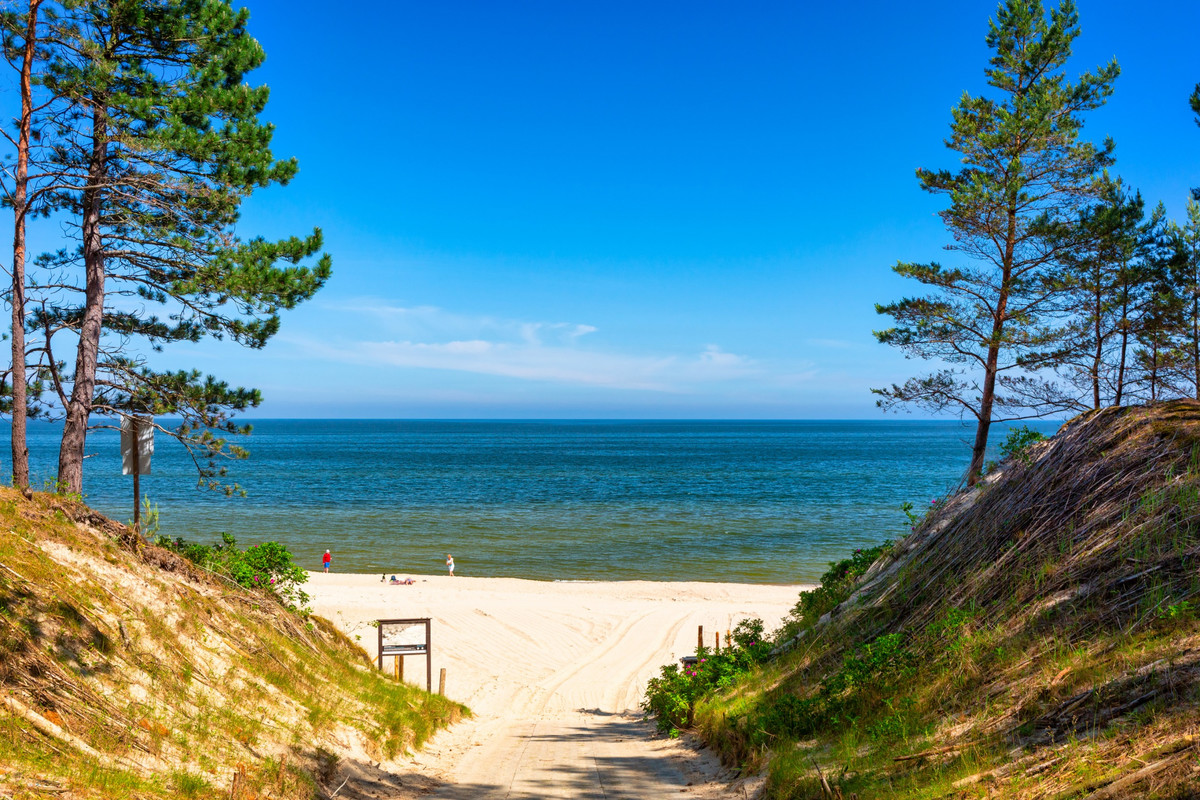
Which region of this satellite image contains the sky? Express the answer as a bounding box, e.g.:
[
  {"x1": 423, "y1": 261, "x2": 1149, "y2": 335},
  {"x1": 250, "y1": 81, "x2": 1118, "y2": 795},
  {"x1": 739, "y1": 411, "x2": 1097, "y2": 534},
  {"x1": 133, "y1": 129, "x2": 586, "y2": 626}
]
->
[{"x1": 19, "y1": 1, "x2": 1200, "y2": 418}]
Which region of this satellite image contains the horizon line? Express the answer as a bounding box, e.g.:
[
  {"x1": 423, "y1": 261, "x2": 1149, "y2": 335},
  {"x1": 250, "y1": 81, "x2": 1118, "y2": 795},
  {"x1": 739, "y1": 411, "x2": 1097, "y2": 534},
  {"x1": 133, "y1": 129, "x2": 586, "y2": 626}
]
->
[{"x1": 6, "y1": 416, "x2": 1067, "y2": 424}]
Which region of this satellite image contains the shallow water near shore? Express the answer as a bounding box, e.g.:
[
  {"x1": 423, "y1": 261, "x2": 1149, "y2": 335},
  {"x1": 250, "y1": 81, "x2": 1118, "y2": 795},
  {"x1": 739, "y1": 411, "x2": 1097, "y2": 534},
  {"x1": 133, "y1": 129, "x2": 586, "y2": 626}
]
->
[{"x1": 13, "y1": 419, "x2": 1058, "y2": 583}]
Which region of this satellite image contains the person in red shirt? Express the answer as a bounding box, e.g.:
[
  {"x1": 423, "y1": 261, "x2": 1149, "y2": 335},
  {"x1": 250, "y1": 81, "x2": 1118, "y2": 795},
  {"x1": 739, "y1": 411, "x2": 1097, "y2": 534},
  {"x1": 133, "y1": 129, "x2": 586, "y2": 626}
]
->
[{"x1": 322, "y1": 550, "x2": 331, "y2": 573}]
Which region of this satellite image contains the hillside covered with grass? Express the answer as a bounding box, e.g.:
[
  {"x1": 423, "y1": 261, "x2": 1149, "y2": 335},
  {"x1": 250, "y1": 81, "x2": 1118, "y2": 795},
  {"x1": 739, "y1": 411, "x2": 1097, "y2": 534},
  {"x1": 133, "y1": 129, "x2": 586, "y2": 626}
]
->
[
  {"x1": 0, "y1": 491, "x2": 464, "y2": 799},
  {"x1": 651, "y1": 401, "x2": 1200, "y2": 799}
]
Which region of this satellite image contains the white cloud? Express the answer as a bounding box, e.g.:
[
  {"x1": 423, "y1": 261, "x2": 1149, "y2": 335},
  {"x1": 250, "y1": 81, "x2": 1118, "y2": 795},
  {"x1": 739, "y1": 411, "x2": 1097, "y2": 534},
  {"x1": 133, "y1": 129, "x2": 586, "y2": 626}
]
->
[
  {"x1": 289, "y1": 301, "x2": 767, "y2": 393},
  {"x1": 699, "y1": 344, "x2": 748, "y2": 367},
  {"x1": 805, "y1": 338, "x2": 857, "y2": 350},
  {"x1": 324, "y1": 301, "x2": 441, "y2": 317},
  {"x1": 350, "y1": 339, "x2": 678, "y2": 389}
]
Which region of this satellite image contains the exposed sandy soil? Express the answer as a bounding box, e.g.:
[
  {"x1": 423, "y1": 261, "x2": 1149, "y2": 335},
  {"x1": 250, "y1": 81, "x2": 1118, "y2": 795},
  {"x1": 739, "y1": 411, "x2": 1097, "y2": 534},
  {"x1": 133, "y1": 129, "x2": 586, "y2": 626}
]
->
[{"x1": 306, "y1": 572, "x2": 807, "y2": 798}]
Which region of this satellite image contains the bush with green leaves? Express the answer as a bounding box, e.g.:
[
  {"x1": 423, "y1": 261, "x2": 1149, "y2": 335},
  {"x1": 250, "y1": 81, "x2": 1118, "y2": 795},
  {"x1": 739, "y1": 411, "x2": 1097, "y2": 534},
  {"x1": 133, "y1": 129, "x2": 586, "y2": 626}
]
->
[
  {"x1": 776, "y1": 541, "x2": 893, "y2": 642},
  {"x1": 997, "y1": 425, "x2": 1047, "y2": 467},
  {"x1": 155, "y1": 532, "x2": 309, "y2": 611},
  {"x1": 642, "y1": 618, "x2": 770, "y2": 735}
]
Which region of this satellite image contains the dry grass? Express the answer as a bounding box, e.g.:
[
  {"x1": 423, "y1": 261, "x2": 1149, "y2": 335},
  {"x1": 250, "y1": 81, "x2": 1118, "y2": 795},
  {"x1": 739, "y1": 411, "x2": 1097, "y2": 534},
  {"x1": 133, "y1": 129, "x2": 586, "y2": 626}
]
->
[
  {"x1": 0, "y1": 490, "x2": 466, "y2": 799},
  {"x1": 698, "y1": 401, "x2": 1200, "y2": 799}
]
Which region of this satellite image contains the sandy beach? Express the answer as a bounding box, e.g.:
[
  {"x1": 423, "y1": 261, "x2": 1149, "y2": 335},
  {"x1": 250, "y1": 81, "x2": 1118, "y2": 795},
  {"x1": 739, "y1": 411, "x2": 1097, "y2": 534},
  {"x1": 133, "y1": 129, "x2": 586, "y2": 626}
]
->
[{"x1": 307, "y1": 571, "x2": 807, "y2": 798}]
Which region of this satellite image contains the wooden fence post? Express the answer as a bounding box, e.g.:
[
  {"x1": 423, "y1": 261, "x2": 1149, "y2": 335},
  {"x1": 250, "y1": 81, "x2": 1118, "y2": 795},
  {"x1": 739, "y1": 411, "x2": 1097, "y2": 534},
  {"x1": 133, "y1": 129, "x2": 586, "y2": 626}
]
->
[
  {"x1": 425, "y1": 619, "x2": 433, "y2": 693},
  {"x1": 697, "y1": 625, "x2": 703, "y2": 651},
  {"x1": 439, "y1": 668, "x2": 447, "y2": 696}
]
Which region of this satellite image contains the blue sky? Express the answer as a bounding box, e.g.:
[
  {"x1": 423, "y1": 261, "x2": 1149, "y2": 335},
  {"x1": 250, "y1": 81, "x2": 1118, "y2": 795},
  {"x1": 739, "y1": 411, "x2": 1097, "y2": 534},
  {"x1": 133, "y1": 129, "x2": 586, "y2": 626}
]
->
[{"x1": 26, "y1": 1, "x2": 1200, "y2": 417}]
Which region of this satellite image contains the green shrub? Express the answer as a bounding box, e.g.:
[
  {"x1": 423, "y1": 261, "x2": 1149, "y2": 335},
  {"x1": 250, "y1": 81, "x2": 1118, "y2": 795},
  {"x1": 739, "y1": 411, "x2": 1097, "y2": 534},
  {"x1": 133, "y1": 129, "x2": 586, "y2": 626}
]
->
[
  {"x1": 777, "y1": 542, "x2": 893, "y2": 641},
  {"x1": 997, "y1": 425, "x2": 1047, "y2": 466},
  {"x1": 642, "y1": 663, "x2": 701, "y2": 735},
  {"x1": 155, "y1": 532, "x2": 310, "y2": 611},
  {"x1": 642, "y1": 618, "x2": 770, "y2": 735}
]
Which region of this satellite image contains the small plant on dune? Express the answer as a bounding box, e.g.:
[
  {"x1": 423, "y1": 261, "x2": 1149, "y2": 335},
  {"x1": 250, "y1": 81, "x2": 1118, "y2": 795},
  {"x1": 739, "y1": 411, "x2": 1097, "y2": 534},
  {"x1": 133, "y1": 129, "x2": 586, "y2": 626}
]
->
[
  {"x1": 642, "y1": 618, "x2": 770, "y2": 735},
  {"x1": 998, "y1": 425, "x2": 1047, "y2": 467},
  {"x1": 170, "y1": 771, "x2": 211, "y2": 798},
  {"x1": 135, "y1": 495, "x2": 161, "y2": 538},
  {"x1": 1158, "y1": 599, "x2": 1195, "y2": 622},
  {"x1": 41, "y1": 477, "x2": 83, "y2": 502},
  {"x1": 902, "y1": 497, "x2": 942, "y2": 534}
]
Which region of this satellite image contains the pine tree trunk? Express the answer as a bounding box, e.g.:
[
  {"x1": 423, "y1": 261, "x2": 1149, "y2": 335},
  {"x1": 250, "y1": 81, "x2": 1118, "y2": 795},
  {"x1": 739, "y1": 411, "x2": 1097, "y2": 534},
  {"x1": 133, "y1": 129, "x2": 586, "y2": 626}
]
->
[
  {"x1": 1194, "y1": 274, "x2": 1200, "y2": 400},
  {"x1": 1150, "y1": 341, "x2": 1159, "y2": 403},
  {"x1": 1092, "y1": 280, "x2": 1102, "y2": 409},
  {"x1": 968, "y1": 356, "x2": 998, "y2": 485},
  {"x1": 57, "y1": 100, "x2": 107, "y2": 495},
  {"x1": 1115, "y1": 294, "x2": 1129, "y2": 406},
  {"x1": 10, "y1": 1, "x2": 39, "y2": 491},
  {"x1": 968, "y1": 206, "x2": 1017, "y2": 486}
]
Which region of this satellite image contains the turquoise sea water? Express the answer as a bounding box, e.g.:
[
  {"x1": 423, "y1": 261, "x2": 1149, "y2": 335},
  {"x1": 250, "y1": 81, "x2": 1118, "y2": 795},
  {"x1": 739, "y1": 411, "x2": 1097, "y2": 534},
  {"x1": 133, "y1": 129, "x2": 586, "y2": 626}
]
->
[{"x1": 17, "y1": 419, "x2": 1058, "y2": 583}]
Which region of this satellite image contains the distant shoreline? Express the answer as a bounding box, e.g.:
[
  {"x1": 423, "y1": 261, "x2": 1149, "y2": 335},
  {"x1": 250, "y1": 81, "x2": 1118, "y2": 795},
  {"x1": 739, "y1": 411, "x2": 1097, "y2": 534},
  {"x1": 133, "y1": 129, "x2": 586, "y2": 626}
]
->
[{"x1": 306, "y1": 570, "x2": 815, "y2": 588}]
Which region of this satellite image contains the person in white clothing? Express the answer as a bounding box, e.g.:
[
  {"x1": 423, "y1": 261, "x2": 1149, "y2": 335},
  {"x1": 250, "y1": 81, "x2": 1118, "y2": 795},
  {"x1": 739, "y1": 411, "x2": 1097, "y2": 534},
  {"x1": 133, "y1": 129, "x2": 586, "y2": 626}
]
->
[{"x1": 446, "y1": 554, "x2": 455, "y2": 576}]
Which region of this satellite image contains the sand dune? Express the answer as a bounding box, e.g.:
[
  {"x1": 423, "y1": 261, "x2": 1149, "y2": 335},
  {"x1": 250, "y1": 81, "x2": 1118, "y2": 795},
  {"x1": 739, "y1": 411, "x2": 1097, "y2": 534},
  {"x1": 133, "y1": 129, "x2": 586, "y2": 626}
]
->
[{"x1": 307, "y1": 572, "x2": 806, "y2": 798}]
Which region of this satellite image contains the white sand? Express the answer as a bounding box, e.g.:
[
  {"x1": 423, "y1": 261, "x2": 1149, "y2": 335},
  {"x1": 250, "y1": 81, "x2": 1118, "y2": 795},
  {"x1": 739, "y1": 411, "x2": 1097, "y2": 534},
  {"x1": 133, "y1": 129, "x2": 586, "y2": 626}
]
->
[{"x1": 307, "y1": 571, "x2": 808, "y2": 798}]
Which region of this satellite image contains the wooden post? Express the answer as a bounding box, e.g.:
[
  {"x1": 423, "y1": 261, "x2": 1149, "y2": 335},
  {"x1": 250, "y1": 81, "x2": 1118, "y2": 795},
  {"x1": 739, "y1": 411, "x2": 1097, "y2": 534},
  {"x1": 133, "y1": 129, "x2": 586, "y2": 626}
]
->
[
  {"x1": 697, "y1": 625, "x2": 703, "y2": 651},
  {"x1": 425, "y1": 619, "x2": 433, "y2": 693},
  {"x1": 377, "y1": 623, "x2": 383, "y2": 671},
  {"x1": 726, "y1": 629, "x2": 731, "y2": 648},
  {"x1": 438, "y1": 668, "x2": 446, "y2": 696},
  {"x1": 394, "y1": 654, "x2": 403, "y2": 682},
  {"x1": 715, "y1": 632, "x2": 720, "y2": 652},
  {"x1": 131, "y1": 417, "x2": 140, "y2": 531}
]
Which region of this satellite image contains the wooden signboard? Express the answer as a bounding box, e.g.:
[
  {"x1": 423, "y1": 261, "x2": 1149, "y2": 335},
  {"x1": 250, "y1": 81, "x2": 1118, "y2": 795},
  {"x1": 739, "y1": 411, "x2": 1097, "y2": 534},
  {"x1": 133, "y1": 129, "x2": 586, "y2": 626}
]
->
[{"x1": 377, "y1": 618, "x2": 432, "y2": 692}]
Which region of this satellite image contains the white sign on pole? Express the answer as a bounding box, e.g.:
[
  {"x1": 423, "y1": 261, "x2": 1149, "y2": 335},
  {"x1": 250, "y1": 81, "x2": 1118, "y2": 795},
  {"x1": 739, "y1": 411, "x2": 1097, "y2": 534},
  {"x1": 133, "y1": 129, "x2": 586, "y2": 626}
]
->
[{"x1": 121, "y1": 416, "x2": 154, "y2": 476}]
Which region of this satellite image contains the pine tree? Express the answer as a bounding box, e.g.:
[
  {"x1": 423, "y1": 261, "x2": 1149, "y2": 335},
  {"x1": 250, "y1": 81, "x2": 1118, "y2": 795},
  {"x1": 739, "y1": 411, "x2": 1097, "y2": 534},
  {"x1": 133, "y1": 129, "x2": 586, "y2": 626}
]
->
[
  {"x1": 1129, "y1": 206, "x2": 1186, "y2": 402},
  {"x1": 1168, "y1": 199, "x2": 1200, "y2": 397},
  {"x1": 1192, "y1": 82, "x2": 1199, "y2": 202},
  {"x1": 874, "y1": 0, "x2": 1118, "y2": 484},
  {"x1": 0, "y1": 0, "x2": 52, "y2": 490},
  {"x1": 29, "y1": 0, "x2": 330, "y2": 494},
  {"x1": 1051, "y1": 182, "x2": 1144, "y2": 409},
  {"x1": 1111, "y1": 203, "x2": 1168, "y2": 405}
]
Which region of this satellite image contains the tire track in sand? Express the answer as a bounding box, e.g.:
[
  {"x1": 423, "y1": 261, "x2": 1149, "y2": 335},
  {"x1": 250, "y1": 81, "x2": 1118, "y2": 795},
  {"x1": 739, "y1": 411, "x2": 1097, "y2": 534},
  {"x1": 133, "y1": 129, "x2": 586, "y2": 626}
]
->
[
  {"x1": 439, "y1": 608, "x2": 695, "y2": 798},
  {"x1": 304, "y1": 574, "x2": 804, "y2": 799}
]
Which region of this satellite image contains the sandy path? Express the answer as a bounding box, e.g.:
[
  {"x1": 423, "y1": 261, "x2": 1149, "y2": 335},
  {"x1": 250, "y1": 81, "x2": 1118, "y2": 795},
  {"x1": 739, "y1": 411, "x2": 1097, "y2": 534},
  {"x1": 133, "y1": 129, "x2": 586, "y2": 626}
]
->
[{"x1": 307, "y1": 573, "x2": 804, "y2": 798}]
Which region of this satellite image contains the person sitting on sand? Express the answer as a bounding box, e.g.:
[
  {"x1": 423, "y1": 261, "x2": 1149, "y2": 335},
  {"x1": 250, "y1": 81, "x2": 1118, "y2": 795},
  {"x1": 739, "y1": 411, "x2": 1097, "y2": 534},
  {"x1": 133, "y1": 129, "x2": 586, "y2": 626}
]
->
[{"x1": 389, "y1": 576, "x2": 414, "y2": 585}]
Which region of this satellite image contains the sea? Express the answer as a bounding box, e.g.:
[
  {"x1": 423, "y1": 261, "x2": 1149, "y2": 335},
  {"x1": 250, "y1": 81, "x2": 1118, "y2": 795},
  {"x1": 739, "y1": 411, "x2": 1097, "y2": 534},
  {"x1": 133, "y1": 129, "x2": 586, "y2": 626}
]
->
[{"x1": 14, "y1": 419, "x2": 1059, "y2": 584}]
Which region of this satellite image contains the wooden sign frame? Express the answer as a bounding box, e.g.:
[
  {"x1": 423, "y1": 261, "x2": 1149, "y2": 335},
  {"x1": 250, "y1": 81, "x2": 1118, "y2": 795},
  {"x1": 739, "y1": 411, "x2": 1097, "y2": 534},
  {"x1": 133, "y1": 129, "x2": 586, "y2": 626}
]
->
[{"x1": 377, "y1": 617, "x2": 432, "y2": 692}]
